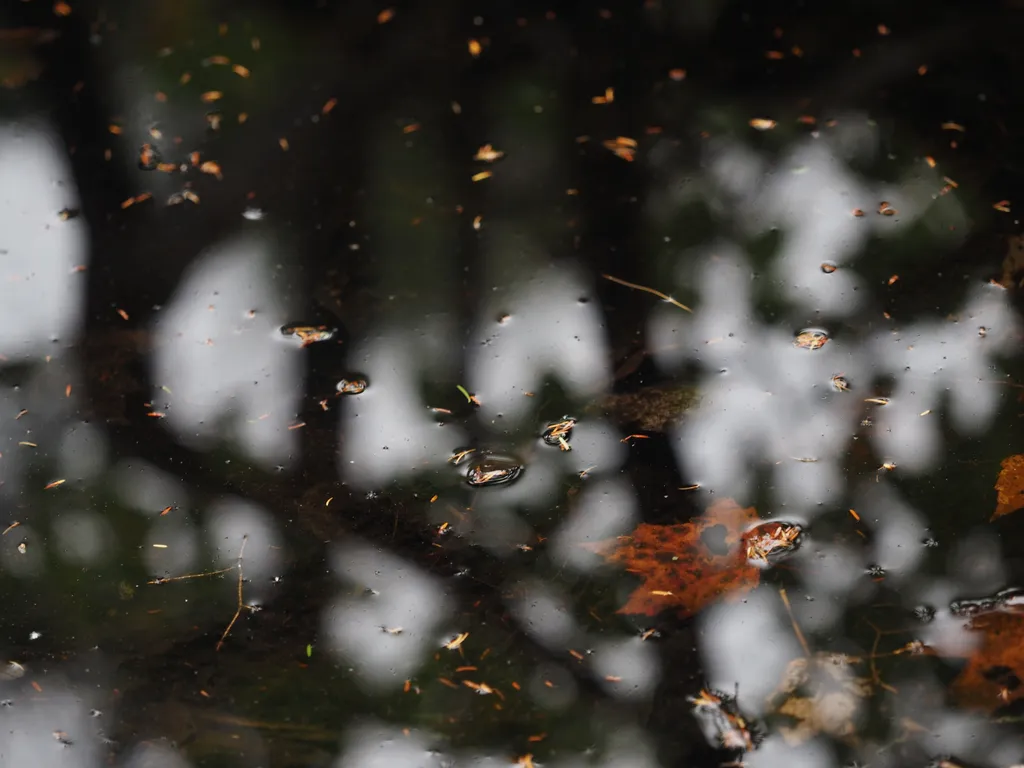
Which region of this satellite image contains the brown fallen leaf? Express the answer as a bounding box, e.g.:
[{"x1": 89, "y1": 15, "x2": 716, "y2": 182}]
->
[
  {"x1": 581, "y1": 498, "x2": 773, "y2": 617},
  {"x1": 949, "y1": 609, "x2": 1024, "y2": 712},
  {"x1": 991, "y1": 454, "x2": 1024, "y2": 520}
]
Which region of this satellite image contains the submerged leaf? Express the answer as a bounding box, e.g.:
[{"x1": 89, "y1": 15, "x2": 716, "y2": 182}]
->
[
  {"x1": 992, "y1": 454, "x2": 1024, "y2": 521},
  {"x1": 589, "y1": 385, "x2": 701, "y2": 432},
  {"x1": 765, "y1": 653, "x2": 873, "y2": 745},
  {"x1": 582, "y1": 498, "x2": 761, "y2": 618},
  {"x1": 949, "y1": 610, "x2": 1024, "y2": 712}
]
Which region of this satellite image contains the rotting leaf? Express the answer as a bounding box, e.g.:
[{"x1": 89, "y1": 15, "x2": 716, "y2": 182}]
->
[
  {"x1": 991, "y1": 454, "x2": 1024, "y2": 521},
  {"x1": 588, "y1": 384, "x2": 701, "y2": 431},
  {"x1": 581, "y1": 498, "x2": 764, "y2": 618},
  {"x1": 948, "y1": 608, "x2": 1024, "y2": 712},
  {"x1": 688, "y1": 688, "x2": 761, "y2": 753},
  {"x1": 765, "y1": 653, "x2": 873, "y2": 745}
]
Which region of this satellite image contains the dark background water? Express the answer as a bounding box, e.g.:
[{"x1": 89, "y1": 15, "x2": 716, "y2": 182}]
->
[{"x1": 1, "y1": 0, "x2": 1023, "y2": 766}]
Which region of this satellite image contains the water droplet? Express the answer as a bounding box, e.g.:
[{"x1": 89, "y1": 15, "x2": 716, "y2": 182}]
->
[
  {"x1": 336, "y1": 378, "x2": 367, "y2": 395},
  {"x1": 465, "y1": 454, "x2": 523, "y2": 487}
]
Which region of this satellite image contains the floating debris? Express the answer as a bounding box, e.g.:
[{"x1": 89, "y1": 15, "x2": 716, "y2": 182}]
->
[
  {"x1": 744, "y1": 521, "x2": 802, "y2": 566},
  {"x1": 542, "y1": 417, "x2": 576, "y2": 448},
  {"x1": 602, "y1": 136, "x2": 637, "y2": 162},
  {"x1": 820, "y1": 262, "x2": 837, "y2": 274},
  {"x1": 688, "y1": 688, "x2": 761, "y2": 753},
  {"x1": 449, "y1": 448, "x2": 477, "y2": 466},
  {"x1": 466, "y1": 454, "x2": 523, "y2": 487},
  {"x1": 0, "y1": 661, "x2": 24, "y2": 681},
  {"x1": 830, "y1": 374, "x2": 850, "y2": 392},
  {"x1": 474, "y1": 144, "x2": 504, "y2": 162},
  {"x1": 336, "y1": 378, "x2": 367, "y2": 395},
  {"x1": 602, "y1": 272, "x2": 692, "y2": 312},
  {"x1": 456, "y1": 384, "x2": 481, "y2": 406},
  {"x1": 793, "y1": 329, "x2": 829, "y2": 350},
  {"x1": 951, "y1": 588, "x2": 1024, "y2": 617},
  {"x1": 138, "y1": 143, "x2": 162, "y2": 171},
  {"x1": 280, "y1": 323, "x2": 337, "y2": 347}
]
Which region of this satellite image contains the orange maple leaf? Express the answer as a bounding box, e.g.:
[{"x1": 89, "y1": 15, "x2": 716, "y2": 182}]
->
[
  {"x1": 991, "y1": 454, "x2": 1024, "y2": 521},
  {"x1": 582, "y1": 498, "x2": 763, "y2": 618},
  {"x1": 950, "y1": 610, "x2": 1024, "y2": 712}
]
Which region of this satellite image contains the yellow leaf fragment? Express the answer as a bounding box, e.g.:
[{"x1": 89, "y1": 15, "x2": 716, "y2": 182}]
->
[{"x1": 474, "y1": 144, "x2": 504, "y2": 162}]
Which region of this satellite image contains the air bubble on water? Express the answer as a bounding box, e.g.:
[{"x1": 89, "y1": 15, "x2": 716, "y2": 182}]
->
[{"x1": 913, "y1": 605, "x2": 935, "y2": 623}]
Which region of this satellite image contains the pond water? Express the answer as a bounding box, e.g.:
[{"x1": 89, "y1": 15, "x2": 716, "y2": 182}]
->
[{"x1": 1, "y1": 1, "x2": 1024, "y2": 767}]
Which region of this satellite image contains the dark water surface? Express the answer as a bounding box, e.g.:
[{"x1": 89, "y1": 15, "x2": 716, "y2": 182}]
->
[{"x1": 2, "y1": 0, "x2": 1024, "y2": 766}]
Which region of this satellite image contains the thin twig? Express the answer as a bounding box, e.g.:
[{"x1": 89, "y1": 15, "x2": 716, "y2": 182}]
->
[
  {"x1": 147, "y1": 566, "x2": 234, "y2": 585},
  {"x1": 601, "y1": 273, "x2": 693, "y2": 313},
  {"x1": 148, "y1": 536, "x2": 251, "y2": 651},
  {"x1": 779, "y1": 588, "x2": 811, "y2": 657},
  {"x1": 217, "y1": 535, "x2": 249, "y2": 652}
]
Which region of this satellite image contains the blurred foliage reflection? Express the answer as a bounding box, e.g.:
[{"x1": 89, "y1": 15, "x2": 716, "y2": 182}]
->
[{"x1": 1, "y1": 1, "x2": 1024, "y2": 767}]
